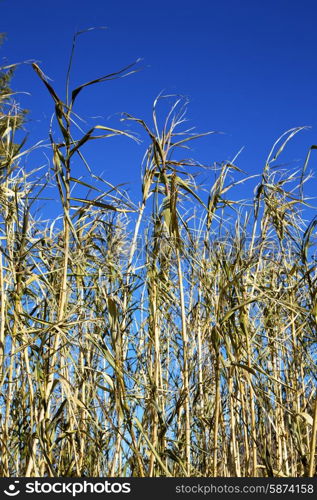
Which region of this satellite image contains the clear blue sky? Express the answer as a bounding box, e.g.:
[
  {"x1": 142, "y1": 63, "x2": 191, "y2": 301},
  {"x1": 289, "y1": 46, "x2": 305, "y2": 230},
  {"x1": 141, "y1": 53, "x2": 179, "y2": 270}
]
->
[{"x1": 1, "y1": 0, "x2": 317, "y2": 206}]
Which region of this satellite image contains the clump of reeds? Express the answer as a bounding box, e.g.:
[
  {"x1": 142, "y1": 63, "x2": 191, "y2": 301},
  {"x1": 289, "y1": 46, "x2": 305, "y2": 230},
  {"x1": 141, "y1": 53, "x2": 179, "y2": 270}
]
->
[{"x1": 0, "y1": 37, "x2": 316, "y2": 478}]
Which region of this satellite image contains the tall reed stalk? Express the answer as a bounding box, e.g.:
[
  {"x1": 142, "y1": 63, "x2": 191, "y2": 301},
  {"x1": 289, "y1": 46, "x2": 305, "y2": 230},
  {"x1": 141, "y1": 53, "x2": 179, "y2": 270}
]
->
[{"x1": 0, "y1": 47, "x2": 316, "y2": 477}]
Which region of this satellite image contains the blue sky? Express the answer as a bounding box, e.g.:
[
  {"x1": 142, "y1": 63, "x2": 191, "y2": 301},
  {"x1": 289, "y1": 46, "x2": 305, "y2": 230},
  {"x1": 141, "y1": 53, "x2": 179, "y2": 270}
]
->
[{"x1": 1, "y1": 0, "x2": 317, "y2": 209}]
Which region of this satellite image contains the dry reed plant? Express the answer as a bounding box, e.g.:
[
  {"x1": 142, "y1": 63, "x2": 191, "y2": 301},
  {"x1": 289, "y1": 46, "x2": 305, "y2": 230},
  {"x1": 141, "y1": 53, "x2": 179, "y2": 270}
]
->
[{"x1": 0, "y1": 41, "x2": 316, "y2": 477}]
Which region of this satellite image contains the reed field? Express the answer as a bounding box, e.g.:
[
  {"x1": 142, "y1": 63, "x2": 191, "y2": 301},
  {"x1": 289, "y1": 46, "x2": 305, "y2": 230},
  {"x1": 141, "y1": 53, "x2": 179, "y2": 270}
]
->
[{"x1": 0, "y1": 39, "x2": 317, "y2": 477}]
